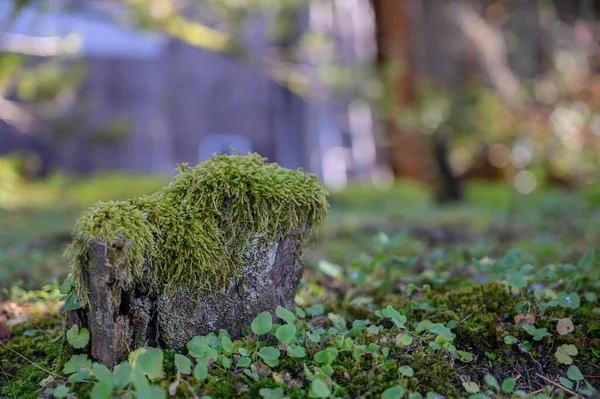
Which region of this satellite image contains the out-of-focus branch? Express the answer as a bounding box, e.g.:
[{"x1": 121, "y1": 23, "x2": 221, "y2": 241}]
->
[
  {"x1": 126, "y1": 0, "x2": 315, "y2": 98},
  {"x1": 0, "y1": 98, "x2": 36, "y2": 134},
  {"x1": 451, "y1": 3, "x2": 524, "y2": 111}
]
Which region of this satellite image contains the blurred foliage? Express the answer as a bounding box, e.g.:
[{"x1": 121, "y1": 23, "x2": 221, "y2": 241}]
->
[
  {"x1": 2, "y1": 0, "x2": 600, "y2": 197},
  {"x1": 4, "y1": 161, "x2": 600, "y2": 291}
]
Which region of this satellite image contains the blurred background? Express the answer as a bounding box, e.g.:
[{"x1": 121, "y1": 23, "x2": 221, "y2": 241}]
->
[
  {"x1": 1, "y1": 0, "x2": 600, "y2": 292},
  {"x1": 1, "y1": 0, "x2": 600, "y2": 198},
  {"x1": 1, "y1": 1, "x2": 600, "y2": 233}
]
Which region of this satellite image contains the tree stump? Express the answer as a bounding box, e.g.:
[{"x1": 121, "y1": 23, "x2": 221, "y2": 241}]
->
[{"x1": 63, "y1": 154, "x2": 327, "y2": 366}]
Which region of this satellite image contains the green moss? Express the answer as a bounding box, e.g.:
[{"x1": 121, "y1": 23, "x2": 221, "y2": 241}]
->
[
  {"x1": 65, "y1": 200, "x2": 158, "y2": 303},
  {"x1": 0, "y1": 313, "x2": 63, "y2": 398},
  {"x1": 66, "y1": 153, "x2": 328, "y2": 304}
]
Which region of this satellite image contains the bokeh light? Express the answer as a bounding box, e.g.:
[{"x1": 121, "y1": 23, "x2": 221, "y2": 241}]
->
[{"x1": 514, "y1": 170, "x2": 537, "y2": 194}]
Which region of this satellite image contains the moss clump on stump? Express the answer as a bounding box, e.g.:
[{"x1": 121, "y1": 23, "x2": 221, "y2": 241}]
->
[
  {"x1": 64, "y1": 153, "x2": 328, "y2": 365},
  {"x1": 66, "y1": 153, "x2": 328, "y2": 305}
]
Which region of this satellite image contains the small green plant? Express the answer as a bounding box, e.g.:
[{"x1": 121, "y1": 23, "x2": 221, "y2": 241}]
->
[{"x1": 65, "y1": 325, "x2": 89, "y2": 349}]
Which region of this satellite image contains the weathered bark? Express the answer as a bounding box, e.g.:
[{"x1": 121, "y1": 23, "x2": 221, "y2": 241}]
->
[{"x1": 66, "y1": 230, "x2": 307, "y2": 366}]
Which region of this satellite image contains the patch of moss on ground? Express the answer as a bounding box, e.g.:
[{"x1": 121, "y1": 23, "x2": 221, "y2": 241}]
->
[{"x1": 0, "y1": 312, "x2": 63, "y2": 398}]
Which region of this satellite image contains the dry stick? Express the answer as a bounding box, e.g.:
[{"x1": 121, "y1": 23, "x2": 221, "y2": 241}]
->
[
  {"x1": 524, "y1": 388, "x2": 546, "y2": 397},
  {"x1": 535, "y1": 372, "x2": 580, "y2": 397},
  {"x1": 0, "y1": 341, "x2": 65, "y2": 380}
]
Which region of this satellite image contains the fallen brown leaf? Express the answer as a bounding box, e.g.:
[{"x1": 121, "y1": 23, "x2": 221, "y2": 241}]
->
[
  {"x1": 515, "y1": 313, "x2": 536, "y2": 326},
  {"x1": 557, "y1": 318, "x2": 574, "y2": 335}
]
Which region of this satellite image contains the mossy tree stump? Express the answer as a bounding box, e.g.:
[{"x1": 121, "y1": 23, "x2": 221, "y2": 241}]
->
[{"x1": 64, "y1": 154, "x2": 327, "y2": 366}]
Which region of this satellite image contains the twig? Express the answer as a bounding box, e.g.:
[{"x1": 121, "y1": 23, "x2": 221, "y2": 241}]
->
[
  {"x1": 535, "y1": 372, "x2": 579, "y2": 397},
  {"x1": 524, "y1": 388, "x2": 546, "y2": 397},
  {"x1": 460, "y1": 313, "x2": 473, "y2": 323},
  {"x1": 0, "y1": 341, "x2": 64, "y2": 380}
]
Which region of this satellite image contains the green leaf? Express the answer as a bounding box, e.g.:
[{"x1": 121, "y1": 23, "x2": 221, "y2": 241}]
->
[
  {"x1": 174, "y1": 354, "x2": 191, "y2": 375},
  {"x1": 258, "y1": 346, "x2": 280, "y2": 367},
  {"x1": 504, "y1": 335, "x2": 518, "y2": 345},
  {"x1": 306, "y1": 304, "x2": 325, "y2": 316},
  {"x1": 194, "y1": 364, "x2": 208, "y2": 381},
  {"x1": 399, "y1": 365, "x2": 414, "y2": 377},
  {"x1": 352, "y1": 345, "x2": 366, "y2": 359},
  {"x1": 251, "y1": 312, "x2": 273, "y2": 336},
  {"x1": 64, "y1": 292, "x2": 83, "y2": 311},
  {"x1": 59, "y1": 277, "x2": 72, "y2": 295},
  {"x1": 221, "y1": 336, "x2": 233, "y2": 354},
  {"x1": 295, "y1": 307, "x2": 306, "y2": 319},
  {"x1": 310, "y1": 378, "x2": 331, "y2": 398},
  {"x1": 49, "y1": 384, "x2": 69, "y2": 399},
  {"x1": 555, "y1": 344, "x2": 578, "y2": 365},
  {"x1": 92, "y1": 363, "x2": 113, "y2": 384},
  {"x1": 307, "y1": 331, "x2": 321, "y2": 343},
  {"x1": 457, "y1": 350, "x2": 473, "y2": 362},
  {"x1": 328, "y1": 313, "x2": 347, "y2": 331},
  {"x1": 567, "y1": 365, "x2": 584, "y2": 381},
  {"x1": 113, "y1": 362, "x2": 132, "y2": 388},
  {"x1": 506, "y1": 273, "x2": 527, "y2": 289},
  {"x1": 522, "y1": 325, "x2": 550, "y2": 341},
  {"x1": 396, "y1": 333, "x2": 413, "y2": 346},
  {"x1": 259, "y1": 387, "x2": 286, "y2": 399},
  {"x1": 467, "y1": 394, "x2": 490, "y2": 399},
  {"x1": 134, "y1": 385, "x2": 166, "y2": 399},
  {"x1": 501, "y1": 378, "x2": 516, "y2": 393},
  {"x1": 91, "y1": 380, "x2": 113, "y2": 399},
  {"x1": 237, "y1": 356, "x2": 251, "y2": 367},
  {"x1": 133, "y1": 348, "x2": 164, "y2": 381},
  {"x1": 221, "y1": 356, "x2": 232, "y2": 369},
  {"x1": 258, "y1": 346, "x2": 280, "y2": 359},
  {"x1": 188, "y1": 342, "x2": 218, "y2": 365},
  {"x1": 63, "y1": 354, "x2": 92, "y2": 375},
  {"x1": 584, "y1": 292, "x2": 597, "y2": 303},
  {"x1": 462, "y1": 381, "x2": 479, "y2": 394},
  {"x1": 238, "y1": 348, "x2": 250, "y2": 357},
  {"x1": 429, "y1": 323, "x2": 455, "y2": 341},
  {"x1": 276, "y1": 306, "x2": 296, "y2": 324},
  {"x1": 578, "y1": 248, "x2": 595, "y2": 269},
  {"x1": 367, "y1": 343, "x2": 380, "y2": 353},
  {"x1": 382, "y1": 385, "x2": 405, "y2": 399},
  {"x1": 275, "y1": 324, "x2": 296, "y2": 344},
  {"x1": 484, "y1": 374, "x2": 499, "y2": 390},
  {"x1": 68, "y1": 369, "x2": 90, "y2": 383},
  {"x1": 383, "y1": 305, "x2": 407, "y2": 328},
  {"x1": 559, "y1": 377, "x2": 574, "y2": 389},
  {"x1": 314, "y1": 347, "x2": 338, "y2": 365},
  {"x1": 66, "y1": 324, "x2": 90, "y2": 349},
  {"x1": 132, "y1": 367, "x2": 149, "y2": 391},
  {"x1": 557, "y1": 292, "x2": 581, "y2": 309},
  {"x1": 243, "y1": 369, "x2": 259, "y2": 381},
  {"x1": 286, "y1": 345, "x2": 306, "y2": 358}
]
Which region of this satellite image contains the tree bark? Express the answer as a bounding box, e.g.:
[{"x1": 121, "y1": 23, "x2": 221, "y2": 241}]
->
[{"x1": 66, "y1": 229, "x2": 307, "y2": 367}]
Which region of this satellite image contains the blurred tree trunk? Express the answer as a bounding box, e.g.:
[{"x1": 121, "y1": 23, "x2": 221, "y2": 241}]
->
[
  {"x1": 372, "y1": 0, "x2": 416, "y2": 178},
  {"x1": 372, "y1": 0, "x2": 463, "y2": 201},
  {"x1": 433, "y1": 130, "x2": 462, "y2": 202}
]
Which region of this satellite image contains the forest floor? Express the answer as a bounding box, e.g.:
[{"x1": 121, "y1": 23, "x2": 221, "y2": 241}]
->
[{"x1": 1, "y1": 175, "x2": 599, "y2": 399}]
